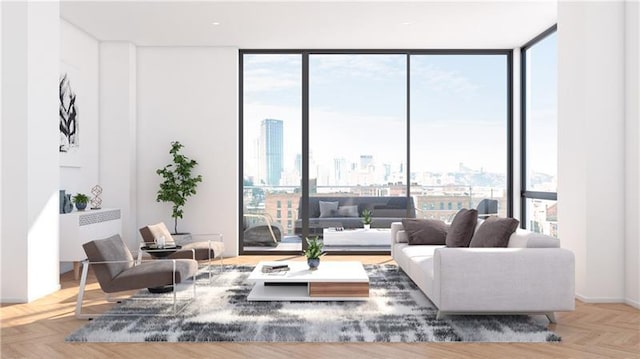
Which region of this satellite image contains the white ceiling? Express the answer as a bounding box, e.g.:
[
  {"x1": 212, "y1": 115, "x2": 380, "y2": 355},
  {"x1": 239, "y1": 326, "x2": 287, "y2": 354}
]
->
[{"x1": 60, "y1": 1, "x2": 557, "y2": 49}]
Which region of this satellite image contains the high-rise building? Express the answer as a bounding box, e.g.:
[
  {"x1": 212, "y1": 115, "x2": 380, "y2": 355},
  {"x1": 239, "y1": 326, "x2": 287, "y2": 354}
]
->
[
  {"x1": 260, "y1": 119, "x2": 284, "y2": 186},
  {"x1": 294, "y1": 153, "x2": 302, "y2": 177},
  {"x1": 360, "y1": 155, "x2": 373, "y2": 171},
  {"x1": 333, "y1": 158, "x2": 347, "y2": 185}
]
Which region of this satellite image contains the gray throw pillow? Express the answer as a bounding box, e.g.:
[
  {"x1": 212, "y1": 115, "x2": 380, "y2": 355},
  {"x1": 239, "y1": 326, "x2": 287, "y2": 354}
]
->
[
  {"x1": 319, "y1": 201, "x2": 339, "y2": 218},
  {"x1": 445, "y1": 208, "x2": 478, "y2": 247},
  {"x1": 337, "y1": 205, "x2": 359, "y2": 217},
  {"x1": 469, "y1": 216, "x2": 520, "y2": 247},
  {"x1": 402, "y1": 219, "x2": 447, "y2": 245}
]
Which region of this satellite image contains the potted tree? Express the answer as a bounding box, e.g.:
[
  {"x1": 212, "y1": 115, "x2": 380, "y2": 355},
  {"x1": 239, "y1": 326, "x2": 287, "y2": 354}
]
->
[
  {"x1": 362, "y1": 208, "x2": 373, "y2": 230},
  {"x1": 304, "y1": 236, "x2": 324, "y2": 270},
  {"x1": 156, "y1": 141, "x2": 203, "y2": 234},
  {"x1": 72, "y1": 193, "x2": 89, "y2": 211}
]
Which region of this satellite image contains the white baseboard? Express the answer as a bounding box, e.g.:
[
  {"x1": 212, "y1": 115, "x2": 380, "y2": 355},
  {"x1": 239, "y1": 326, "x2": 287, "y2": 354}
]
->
[
  {"x1": 1, "y1": 297, "x2": 28, "y2": 304},
  {"x1": 625, "y1": 298, "x2": 640, "y2": 309},
  {"x1": 575, "y1": 293, "x2": 625, "y2": 303},
  {"x1": 28, "y1": 284, "x2": 61, "y2": 302},
  {"x1": 2, "y1": 284, "x2": 61, "y2": 304}
]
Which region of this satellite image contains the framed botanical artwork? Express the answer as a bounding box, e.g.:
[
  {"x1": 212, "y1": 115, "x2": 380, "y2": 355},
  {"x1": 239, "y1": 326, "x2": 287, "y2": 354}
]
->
[{"x1": 59, "y1": 61, "x2": 81, "y2": 167}]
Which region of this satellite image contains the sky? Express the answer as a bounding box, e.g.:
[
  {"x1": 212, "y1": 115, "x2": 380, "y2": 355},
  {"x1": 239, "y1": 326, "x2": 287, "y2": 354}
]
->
[{"x1": 243, "y1": 41, "x2": 557, "y2": 180}]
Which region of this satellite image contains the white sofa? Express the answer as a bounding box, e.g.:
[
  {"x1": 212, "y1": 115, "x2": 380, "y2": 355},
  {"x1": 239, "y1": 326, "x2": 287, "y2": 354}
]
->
[{"x1": 391, "y1": 221, "x2": 575, "y2": 323}]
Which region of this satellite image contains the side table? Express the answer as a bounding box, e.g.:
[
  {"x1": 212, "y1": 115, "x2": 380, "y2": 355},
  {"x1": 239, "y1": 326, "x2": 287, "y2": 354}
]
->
[{"x1": 140, "y1": 245, "x2": 183, "y2": 293}]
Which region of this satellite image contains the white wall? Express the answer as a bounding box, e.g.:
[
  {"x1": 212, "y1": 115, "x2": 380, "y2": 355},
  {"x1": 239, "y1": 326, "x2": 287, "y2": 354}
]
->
[
  {"x1": 1, "y1": 1, "x2": 60, "y2": 302},
  {"x1": 136, "y1": 47, "x2": 238, "y2": 257},
  {"x1": 558, "y1": 1, "x2": 626, "y2": 303},
  {"x1": 99, "y1": 42, "x2": 137, "y2": 248},
  {"x1": 0, "y1": 0, "x2": 3, "y2": 300},
  {"x1": 624, "y1": 0, "x2": 640, "y2": 309},
  {"x1": 60, "y1": 19, "x2": 99, "y2": 197}
]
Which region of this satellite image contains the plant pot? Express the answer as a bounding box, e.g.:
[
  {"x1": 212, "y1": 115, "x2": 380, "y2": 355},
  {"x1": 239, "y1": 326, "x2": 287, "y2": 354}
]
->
[
  {"x1": 363, "y1": 224, "x2": 371, "y2": 230},
  {"x1": 307, "y1": 258, "x2": 320, "y2": 270},
  {"x1": 75, "y1": 202, "x2": 87, "y2": 211}
]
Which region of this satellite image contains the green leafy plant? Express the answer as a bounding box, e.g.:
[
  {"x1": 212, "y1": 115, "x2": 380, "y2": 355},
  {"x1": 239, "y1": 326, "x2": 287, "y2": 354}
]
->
[
  {"x1": 303, "y1": 236, "x2": 324, "y2": 259},
  {"x1": 72, "y1": 193, "x2": 89, "y2": 204},
  {"x1": 362, "y1": 208, "x2": 373, "y2": 225},
  {"x1": 156, "y1": 141, "x2": 203, "y2": 234}
]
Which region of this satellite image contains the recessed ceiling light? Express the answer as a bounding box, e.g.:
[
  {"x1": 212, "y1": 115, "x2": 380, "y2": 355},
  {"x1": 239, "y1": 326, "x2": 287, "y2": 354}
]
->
[
  {"x1": 212, "y1": 22, "x2": 221, "y2": 26},
  {"x1": 401, "y1": 21, "x2": 412, "y2": 25}
]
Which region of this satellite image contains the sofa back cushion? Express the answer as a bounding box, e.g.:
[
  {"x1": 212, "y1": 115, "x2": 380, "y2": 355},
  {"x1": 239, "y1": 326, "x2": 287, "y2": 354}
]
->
[
  {"x1": 319, "y1": 201, "x2": 340, "y2": 218},
  {"x1": 445, "y1": 209, "x2": 478, "y2": 247},
  {"x1": 303, "y1": 196, "x2": 416, "y2": 219},
  {"x1": 402, "y1": 219, "x2": 447, "y2": 245},
  {"x1": 469, "y1": 216, "x2": 519, "y2": 247},
  {"x1": 337, "y1": 205, "x2": 359, "y2": 217}
]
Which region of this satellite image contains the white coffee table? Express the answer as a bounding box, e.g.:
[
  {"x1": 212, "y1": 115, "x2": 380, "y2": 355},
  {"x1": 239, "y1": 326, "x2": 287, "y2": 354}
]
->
[
  {"x1": 247, "y1": 261, "x2": 369, "y2": 301},
  {"x1": 323, "y1": 228, "x2": 391, "y2": 246}
]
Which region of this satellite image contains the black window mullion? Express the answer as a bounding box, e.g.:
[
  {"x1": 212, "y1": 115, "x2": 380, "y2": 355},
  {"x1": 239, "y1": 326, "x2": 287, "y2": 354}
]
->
[
  {"x1": 520, "y1": 25, "x2": 558, "y2": 229},
  {"x1": 406, "y1": 53, "x2": 411, "y2": 217},
  {"x1": 301, "y1": 52, "x2": 309, "y2": 249}
]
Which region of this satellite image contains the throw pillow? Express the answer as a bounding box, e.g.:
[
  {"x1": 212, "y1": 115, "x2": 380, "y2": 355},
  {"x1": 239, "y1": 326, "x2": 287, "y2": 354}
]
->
[
  {"x1": 337, "y1": 205, "x2": 359, "y2": 217},
  {"x1": 319, "y1": 201, "x2": 339, "y2": 218},
  {"x1": 143, "y1": 222, "x2": 177, "y2": 247},
  {"x1": 402, "y1": 219, "x2": 447, "y2": 245},
  {"x1": 445, "y1": 208, "x2": 478, "y2": 247},
  {"x1": 469, "y1": 216, "x2": 520, "y2": 247}
]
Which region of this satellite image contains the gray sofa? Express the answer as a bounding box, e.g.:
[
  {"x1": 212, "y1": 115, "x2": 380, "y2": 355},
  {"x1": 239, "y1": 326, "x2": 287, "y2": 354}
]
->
[{"x1": 295, "y1": 196, "x2": 416, "y2": 235}]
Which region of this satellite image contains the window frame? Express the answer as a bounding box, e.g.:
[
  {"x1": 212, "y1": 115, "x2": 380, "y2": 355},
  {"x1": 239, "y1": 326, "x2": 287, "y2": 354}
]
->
[
  {"x1": 520, "y1": 25, "x2": 559, "y2": 228},
  {"x1": 240, "y1": 49, "x2": 514, "y2": 255}
]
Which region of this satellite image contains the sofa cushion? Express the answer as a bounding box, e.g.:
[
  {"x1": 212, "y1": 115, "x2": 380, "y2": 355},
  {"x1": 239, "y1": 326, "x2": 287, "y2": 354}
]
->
[
  {"x1": 445, "y1": 209, "x2": 478, "y2": 247},
  {"x1": 400, "y1": 244, "x2": 441, "y2": 258},
  {"x1": 337, "y1": 205, "x2": 359, "y2": 217},
  {"x1": 402, "y1": 219, "x2": 447, "y2": 245},
  {"x1": 319, "y1": 201, "x2": 339, "y2": 218},
  {"x1": 469, "y1": 216, "x2": 519, "y2": 247}
]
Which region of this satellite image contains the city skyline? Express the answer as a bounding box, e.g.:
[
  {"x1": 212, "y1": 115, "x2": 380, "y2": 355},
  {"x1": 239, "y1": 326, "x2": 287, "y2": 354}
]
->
[{"x1": 242, "y1": 53, "x2": 527, "y2": 176}]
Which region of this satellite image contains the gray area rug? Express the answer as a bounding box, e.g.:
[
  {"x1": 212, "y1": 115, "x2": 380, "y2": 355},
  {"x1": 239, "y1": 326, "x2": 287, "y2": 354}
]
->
[{"x1": 66, "y1": 264, "x2": 561, "y2": 343}]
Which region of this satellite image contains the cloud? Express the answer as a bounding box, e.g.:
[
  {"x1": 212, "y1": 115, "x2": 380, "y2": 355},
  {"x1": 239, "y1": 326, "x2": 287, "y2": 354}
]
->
[
  {"x1": 309, "y1": 54, "x2": 407, "y2": 85},
  {"x1": 244, "y1": 54, "x2": 302, "y2": 94},
  {"x1": 244, "y1": 69, "x2": 301, "y2": 93},
  {"x1": 411, "y1": 62, "x2": 479, "y2": 95}
]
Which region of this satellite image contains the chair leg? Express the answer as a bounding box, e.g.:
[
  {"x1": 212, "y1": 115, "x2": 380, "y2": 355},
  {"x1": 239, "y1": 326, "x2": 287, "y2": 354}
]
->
[
  {"x1": 172, "y1": 260, "x2": 177, "y2": 314},
  {"x1": 208, "y1": 241, "x2": 213, "y2": 283},
  {"x1": 75, "y1": 261, "x2": 92, "y2": 319},
  {"x1": 546, "y1": 312, "x2": 557, "y2": 324}
]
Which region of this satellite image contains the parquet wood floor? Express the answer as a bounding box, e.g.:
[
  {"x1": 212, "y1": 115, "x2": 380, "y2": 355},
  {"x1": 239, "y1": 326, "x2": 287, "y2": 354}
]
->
[{"x1": 1, "y1": 255, "x2": 638, "y2": 358}]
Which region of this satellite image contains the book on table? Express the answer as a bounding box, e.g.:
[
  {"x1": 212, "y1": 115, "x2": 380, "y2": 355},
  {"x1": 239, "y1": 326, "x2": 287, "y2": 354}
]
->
[{"x1": 262, "y1": 264, "x2": 289, "y2": 273}]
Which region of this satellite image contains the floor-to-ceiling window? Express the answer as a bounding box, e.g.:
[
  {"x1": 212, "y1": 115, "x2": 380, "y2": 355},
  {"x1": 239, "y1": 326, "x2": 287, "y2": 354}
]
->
[
  {"x1": 308, "y1": 54, "x2": 407, "y2": 252},
  {"x1": 241, "y1": 53, "x2": 303, "y2": 252},
  {"x1": 410, "y1": 54, "x2": 509, "y2": 222},
  {"x1": 240, "y1": 50, "x2": 512, "y2": 254},
  {"x1": 521, "y1": 26, "x2": 558, "y2": 237}
]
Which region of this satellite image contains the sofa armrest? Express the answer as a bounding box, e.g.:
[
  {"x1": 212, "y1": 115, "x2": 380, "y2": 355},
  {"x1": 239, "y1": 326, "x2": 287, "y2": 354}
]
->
[
  {"x1": 391, "y1": 222, "x2": 404, "y2": 243},
  {"x1": 433, "y1": 248, "x2": 575, "y2": 313}
]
